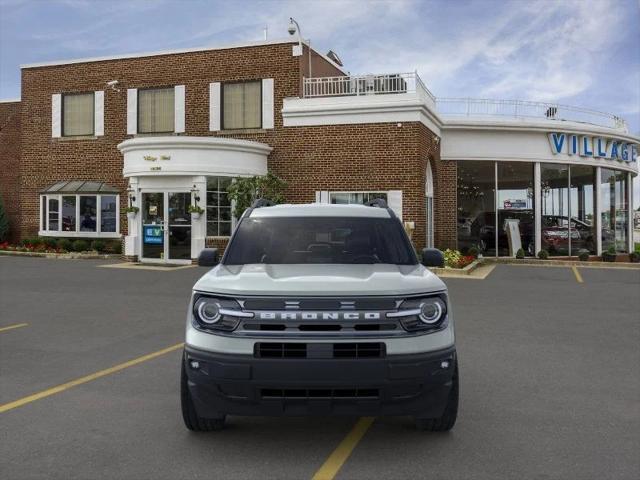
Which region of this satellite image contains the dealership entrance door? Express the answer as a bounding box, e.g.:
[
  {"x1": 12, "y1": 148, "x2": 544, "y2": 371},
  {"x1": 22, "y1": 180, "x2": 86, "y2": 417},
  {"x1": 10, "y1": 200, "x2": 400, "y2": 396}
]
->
[{"x1": 141, "y1": 192, "x2": 192, "y2": 264}]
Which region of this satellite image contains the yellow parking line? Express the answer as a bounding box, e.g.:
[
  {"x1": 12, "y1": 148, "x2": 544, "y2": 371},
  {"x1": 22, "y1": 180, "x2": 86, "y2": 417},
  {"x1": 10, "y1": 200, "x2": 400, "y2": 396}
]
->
[
  {"x1": 0, "y1": 323, "x2": 28, "y2": 333},
  {"x1": 0, "y1": 342, "x2": 184, "y2": 414},
  {"x1": 571, "y1": 266, "x2": 584, "y2": 283},
  {"x1": 311, "y1": 417, "x2": 375, "y2": 480}
]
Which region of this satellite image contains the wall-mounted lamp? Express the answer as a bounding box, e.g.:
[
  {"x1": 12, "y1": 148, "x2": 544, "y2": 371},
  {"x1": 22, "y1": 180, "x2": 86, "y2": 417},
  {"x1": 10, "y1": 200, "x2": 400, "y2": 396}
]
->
[
  {"x1": 191, "y1": 185, "x2": 201, "y2": 204},
  {"x1": 127, "y1": 187, "x2": 136, "y2": 205}
]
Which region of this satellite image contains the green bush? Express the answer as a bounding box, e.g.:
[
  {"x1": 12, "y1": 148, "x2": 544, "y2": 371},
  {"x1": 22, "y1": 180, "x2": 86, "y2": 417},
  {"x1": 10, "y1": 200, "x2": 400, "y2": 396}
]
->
[
  {"x1": 22, "y1": 237, "x2": 41, "y2": 247},
  {"x1": 57, "y1": 238, "x2": 73, "y2": 252},
  {"x1": 42, "y1": 237, "x2": 57, "y2": 249},
  {"x1": 607, "y1": 245, "x2": 616, "y2": 255},
  {"x1": 628, "y1": 251, "x2": 640, "y2": 263},
  {"x1": 537, "y1": 249, "x2": 549, "y2": 260},
  {"x1": 91, "y1": 240, "x2": 106, "y2": 252},
  {"x1": 109, "y1": 240, "x2": 122, "y2": 254},
  {"x1": 443, "y1": 249, "x2": 462, "y2": 268},
  {"x1": 467, "y1": 246, "x2": 479, "y2": 258},
  {"x1": 515, "y1": 248, "x2": 525, "y2": 259},
  {"x1": 577, "y1": 249, "x2": 590, "y2": 261},
  {"x1": 72, "y1": 239, "x2": 89, "y2": 252},
  {"x1": 226, "y1": 173, "x2": 287, "y2": 219},
  {"x1": 0, "y1": 195, "x2": 9, "y2": 242}
]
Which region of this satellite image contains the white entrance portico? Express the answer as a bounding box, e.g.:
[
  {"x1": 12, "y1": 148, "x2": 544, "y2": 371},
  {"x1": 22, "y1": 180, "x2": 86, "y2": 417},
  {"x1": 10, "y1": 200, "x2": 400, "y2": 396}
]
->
[{"x1": 118, "y1": 136, "x2": 271, "y2": 262}]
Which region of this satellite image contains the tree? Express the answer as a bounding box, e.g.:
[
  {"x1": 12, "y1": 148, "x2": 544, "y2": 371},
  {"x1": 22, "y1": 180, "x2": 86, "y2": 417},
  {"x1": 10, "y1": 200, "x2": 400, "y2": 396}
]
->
[
  {"x1": 0, "y1": 195, "x2": 9, "y2": 242},
  {"x1": 226, "y1": 173, "x2": 287, "y2": 219}
]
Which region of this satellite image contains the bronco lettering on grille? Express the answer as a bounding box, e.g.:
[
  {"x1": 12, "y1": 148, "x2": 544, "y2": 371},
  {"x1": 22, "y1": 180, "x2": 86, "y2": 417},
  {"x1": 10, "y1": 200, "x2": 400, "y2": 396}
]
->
[{"x1": 257, "y1": 312, "x2": 382, "y2": 320}]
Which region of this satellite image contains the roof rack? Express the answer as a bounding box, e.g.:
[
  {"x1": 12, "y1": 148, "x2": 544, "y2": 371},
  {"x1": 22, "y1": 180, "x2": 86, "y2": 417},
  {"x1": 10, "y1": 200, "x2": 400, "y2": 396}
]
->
[
  {"x1": 364, "y1": 198, "x2": 388, "y2": 209},
  {"x1": 251, "y1": 198, "x2": 276, "y2": 209}
]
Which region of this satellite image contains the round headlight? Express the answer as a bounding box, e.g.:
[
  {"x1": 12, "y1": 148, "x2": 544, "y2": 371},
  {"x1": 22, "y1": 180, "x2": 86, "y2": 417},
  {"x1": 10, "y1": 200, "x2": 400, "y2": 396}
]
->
[
  {"x1": 195, "y1": 298, "x2": 221, "y2": 324},
  {"x1": 418, "y1": 298, "x2": 445, "y2": 324}
]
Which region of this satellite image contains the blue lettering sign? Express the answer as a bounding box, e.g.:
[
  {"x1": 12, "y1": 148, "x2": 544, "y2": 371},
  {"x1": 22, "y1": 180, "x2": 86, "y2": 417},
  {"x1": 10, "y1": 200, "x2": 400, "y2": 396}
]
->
[
  {"x1": 610, "y1": 141, "x2": 619, "y2": 160},
  {"x1": 548, "y1": 133, "x2": 565, "y2": 154},
  {"x1": 569, "y1": 135, "x2": 578, "y2": 155},
  {"x1": 580, "y1": 136, "x2": 593, "y2": 156},
  {"x1": 144, "y1": 226, "x2": 163, "y2": 245},
  {"x1": 595, "y1": 138, "x2": 607, "y2": 157}
]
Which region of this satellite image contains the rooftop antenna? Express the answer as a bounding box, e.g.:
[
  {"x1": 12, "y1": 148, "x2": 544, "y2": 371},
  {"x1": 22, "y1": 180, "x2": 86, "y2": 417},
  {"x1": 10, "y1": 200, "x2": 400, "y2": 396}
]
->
[{"x1": 263, "y1": 25, "x2": 268, "y2": 41}]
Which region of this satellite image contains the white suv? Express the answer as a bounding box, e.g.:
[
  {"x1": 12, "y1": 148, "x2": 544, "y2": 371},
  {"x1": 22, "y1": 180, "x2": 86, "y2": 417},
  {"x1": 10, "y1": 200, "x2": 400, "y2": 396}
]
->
[{"x1": 181, "y1": 200, "x2": 458, "y2": 431}]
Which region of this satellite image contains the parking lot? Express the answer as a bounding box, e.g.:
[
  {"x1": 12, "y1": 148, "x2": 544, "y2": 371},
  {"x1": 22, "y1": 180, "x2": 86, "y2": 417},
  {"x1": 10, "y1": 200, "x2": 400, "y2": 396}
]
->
[{"x1": 1, "y1": 256, "x2": 639, "y2": 480}]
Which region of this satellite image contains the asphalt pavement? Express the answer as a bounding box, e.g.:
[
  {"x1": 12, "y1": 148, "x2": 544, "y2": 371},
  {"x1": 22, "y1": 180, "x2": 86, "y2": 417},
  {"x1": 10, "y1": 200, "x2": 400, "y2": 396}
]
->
[{"x1": 1, "y1": 257, "x2": 638, "y2": 479}]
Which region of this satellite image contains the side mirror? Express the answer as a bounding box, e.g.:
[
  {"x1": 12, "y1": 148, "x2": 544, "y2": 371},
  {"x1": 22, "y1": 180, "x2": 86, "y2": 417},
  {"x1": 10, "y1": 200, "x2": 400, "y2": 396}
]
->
[
  {"x1": 421, "y1": 248, "x2": 444, "y2": 267},
  {"x1": 198, "y1": 248, "x2": 219, "y2": 267}
]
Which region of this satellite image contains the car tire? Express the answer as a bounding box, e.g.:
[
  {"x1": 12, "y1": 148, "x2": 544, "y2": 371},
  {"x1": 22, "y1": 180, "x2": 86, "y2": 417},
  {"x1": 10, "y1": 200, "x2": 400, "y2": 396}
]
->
[
  {"x1": 415, "y1": 363, "x2": 459, "y2": 432},
  {"x1": 181, "y1": 356, "x2": 226, "y2": 432}
]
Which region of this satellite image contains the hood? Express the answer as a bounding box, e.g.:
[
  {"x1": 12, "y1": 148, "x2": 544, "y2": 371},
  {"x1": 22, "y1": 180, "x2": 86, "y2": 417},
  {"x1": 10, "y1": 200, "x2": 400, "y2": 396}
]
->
[{"x1": 193, "y1": 263, "x2": 446, "y2": 297}]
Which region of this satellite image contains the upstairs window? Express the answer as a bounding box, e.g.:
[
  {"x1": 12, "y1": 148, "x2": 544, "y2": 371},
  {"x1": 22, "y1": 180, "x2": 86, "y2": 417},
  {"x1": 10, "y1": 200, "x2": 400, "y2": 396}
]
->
[
  {"x1": 63, "y1": 92, "x2": 94, "y2": 136},
  {"x1": 222, "y1": 81, "x2": 261, "y2": 129},
  {"x1": 138, "y1": 87, "x2": 175, "y2": 133}
]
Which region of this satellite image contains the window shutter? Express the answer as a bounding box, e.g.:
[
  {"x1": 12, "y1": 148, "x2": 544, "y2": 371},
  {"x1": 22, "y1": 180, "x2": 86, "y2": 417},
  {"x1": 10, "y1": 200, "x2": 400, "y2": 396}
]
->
[
  {"x1": 127, "y1": 88, "x2": 137, "y2": 135},
  {"x1": 94, "y1": 91, "x2": 104, "y2": 136},
  {"x1": 209, "y1": 82, "x2": 221, "y2": 131},
  {"x1": 51, "y1": 94, "x2": 62, "y2": 138},
  {"x1": 262, "y1": 78, "x2": 274, "y2": 129},
  {"x1": 174, "y1": 85, "x2": 185, "y2": 133},
  {"x1": 387, "y1": 190, "x2": 403, "y2": 220}
]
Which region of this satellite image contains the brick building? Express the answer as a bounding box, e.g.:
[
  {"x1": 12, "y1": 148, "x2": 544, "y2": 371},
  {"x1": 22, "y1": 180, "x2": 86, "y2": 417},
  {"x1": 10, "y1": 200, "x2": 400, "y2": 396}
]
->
[{"x1": 0, "y1": 38, "x2": 637, "y2": 262}]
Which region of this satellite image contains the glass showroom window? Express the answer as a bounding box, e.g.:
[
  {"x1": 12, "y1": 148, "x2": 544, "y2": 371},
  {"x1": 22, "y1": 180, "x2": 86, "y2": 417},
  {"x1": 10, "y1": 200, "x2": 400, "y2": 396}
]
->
[
  {"x1": 62, "y1": 92, "x2": 94, "y2": 136},
  {"x1": 222, "y1": 81, "x2": 261, "y2": 129},
  {"x1": 206, "y1": 177, "x2": 232, "y2": 236},
  {"x1": 540, "y1": 164, "x2": 570, "y2": 256},
  {"x1": 569, "y1": 166, "x2": 596, "y2": 255},
  {"x1": 40, "y1": 194, "x2": 119, "y2": 236},
  {"x1": 497, "y1": 162, "x2": 534, "y2": 256},
  {"x1": 457, "y1": 161, "x2": 496, "y2": 256},
  {"x1": 601, "y1": 168, "x2": 629, "y2": 253},
  {"x1": 329, "y1": 192, "x2": 388, "y2": 205},
  {"x1": 138, "y1": 87, "x2": 175, "y2": 133}
]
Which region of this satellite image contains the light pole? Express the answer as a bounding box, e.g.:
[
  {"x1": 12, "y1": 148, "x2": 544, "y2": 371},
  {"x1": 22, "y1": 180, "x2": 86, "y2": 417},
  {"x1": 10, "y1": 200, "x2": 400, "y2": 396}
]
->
[{"x1": 288, "y1": 18, "x2": 312, "y2": 87}]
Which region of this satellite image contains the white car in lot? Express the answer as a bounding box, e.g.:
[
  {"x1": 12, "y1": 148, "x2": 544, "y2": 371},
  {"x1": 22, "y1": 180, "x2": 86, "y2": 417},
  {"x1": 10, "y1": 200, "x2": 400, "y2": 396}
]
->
[{"x1": 181, "y1": 200, "x2": 458, "y2": 431}]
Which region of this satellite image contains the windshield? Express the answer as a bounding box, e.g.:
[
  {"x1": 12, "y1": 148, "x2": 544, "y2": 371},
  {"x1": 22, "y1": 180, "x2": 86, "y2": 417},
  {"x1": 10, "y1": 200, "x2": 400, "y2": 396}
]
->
[{"x1": 223, "y1": 216, "x2": 418, "y2": 265}]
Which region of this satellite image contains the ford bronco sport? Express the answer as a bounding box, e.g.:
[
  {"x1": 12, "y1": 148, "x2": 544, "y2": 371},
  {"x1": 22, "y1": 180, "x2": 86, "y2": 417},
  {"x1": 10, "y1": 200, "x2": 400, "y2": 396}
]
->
[{"x1": 181, "y1": 199, "x2": 458, "y2": 431}]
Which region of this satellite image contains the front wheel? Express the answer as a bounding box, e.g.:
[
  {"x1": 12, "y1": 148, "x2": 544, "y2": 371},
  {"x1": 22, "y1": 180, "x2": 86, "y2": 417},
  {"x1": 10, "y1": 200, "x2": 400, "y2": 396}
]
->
[
  {"x1": 181, "y1": 355, "x2": 226, "y2": 432},
  {"x1": 415, "y1": 364, "x2": 459, "y2": 432}
]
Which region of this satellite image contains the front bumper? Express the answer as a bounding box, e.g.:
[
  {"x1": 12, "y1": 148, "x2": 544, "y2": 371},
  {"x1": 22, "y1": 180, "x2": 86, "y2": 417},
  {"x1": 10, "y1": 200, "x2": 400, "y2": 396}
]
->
[{"x1": 184, "y1": 345, "x2": 456, "y2": 418}]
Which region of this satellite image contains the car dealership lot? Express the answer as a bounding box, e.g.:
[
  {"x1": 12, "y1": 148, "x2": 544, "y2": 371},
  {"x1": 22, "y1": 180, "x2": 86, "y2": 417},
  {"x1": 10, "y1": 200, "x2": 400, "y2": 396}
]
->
[{"x1": 1, "y1": 257, "x2": 639, "y2": 480}]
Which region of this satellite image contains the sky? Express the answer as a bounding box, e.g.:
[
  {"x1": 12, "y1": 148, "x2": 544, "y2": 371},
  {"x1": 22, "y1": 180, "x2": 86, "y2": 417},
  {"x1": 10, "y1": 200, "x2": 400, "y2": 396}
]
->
[{"x1": 1, "y1": 0, "x2": 639, "y2": 206}]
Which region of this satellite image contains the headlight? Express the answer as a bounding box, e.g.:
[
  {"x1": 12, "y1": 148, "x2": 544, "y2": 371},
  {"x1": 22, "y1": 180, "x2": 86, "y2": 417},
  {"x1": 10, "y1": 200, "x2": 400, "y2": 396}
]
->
[
  {"x1": 419, "y1": 298, "x2": 446, "y2": 324},
  {"x1": 192, "y1": 294, "x2": 253, "y2": 331},
  {"x1": 387, "y1": 294, "x2": 448, "y2": 332}
]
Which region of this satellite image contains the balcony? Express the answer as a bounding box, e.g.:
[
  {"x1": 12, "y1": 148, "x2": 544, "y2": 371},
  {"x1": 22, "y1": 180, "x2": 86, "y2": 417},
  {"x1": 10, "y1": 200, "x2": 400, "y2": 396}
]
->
[{"x1": 301, "y1": 73, "x2": 628, "y2": 132}]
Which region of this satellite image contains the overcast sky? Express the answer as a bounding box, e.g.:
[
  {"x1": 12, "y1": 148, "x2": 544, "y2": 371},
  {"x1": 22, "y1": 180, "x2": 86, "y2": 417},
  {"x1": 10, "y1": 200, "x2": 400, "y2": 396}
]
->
[{"x1": 1, "y1": 0, "x2": 638, "y2": 206}]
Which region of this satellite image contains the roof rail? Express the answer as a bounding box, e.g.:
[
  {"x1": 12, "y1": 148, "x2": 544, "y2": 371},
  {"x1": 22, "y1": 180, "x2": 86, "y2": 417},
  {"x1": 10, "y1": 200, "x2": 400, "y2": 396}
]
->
[
  {"x1": 364, "y1": 198, "x2": 388, "y2": 209},
  {"x1": 251, "y1": 198, "x2": 275, "y2": 209}
]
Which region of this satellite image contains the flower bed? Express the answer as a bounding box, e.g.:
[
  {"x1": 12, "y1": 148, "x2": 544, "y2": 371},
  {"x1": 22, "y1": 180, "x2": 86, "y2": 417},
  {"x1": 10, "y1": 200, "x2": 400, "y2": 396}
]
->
[
  {"x1": 443, "y1": 249, "x2": 476, "y2": 269},
  {"x1": 0, "y1": 237, "x2": 122, "y2": 255}
]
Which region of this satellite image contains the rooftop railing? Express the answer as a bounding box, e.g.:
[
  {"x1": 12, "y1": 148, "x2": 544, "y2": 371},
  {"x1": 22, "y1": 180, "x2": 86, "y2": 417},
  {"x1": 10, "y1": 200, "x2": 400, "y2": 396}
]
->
[
  {"x1": 303, "y1": 72, "x2": 436, "y2": 102},
  {"x1": 435, "y1": 97, "x2": 628, "y2": 131},
  {"x1": 302, "y1": 73, "x2": 627, "y2": 131}
]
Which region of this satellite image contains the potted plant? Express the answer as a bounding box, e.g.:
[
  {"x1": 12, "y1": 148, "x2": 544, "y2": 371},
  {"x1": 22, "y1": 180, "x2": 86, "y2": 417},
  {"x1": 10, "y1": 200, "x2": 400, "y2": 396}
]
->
[
  {"x1": 602, "y1": 245, "x2": 617, "y2": 262},
  {"x1": 515, "y1": 248, "x2": 525, "y2": 259},
  {"x1": 188, "y1": 205, "x2": 204, "y2": 220},
  {"x1": 577, "y1": 249, "x2": 590, "y2": 262},
  {"x1": 125, "y1": 206, "x2": 139, "y2": 221},
  {"x1": 629, "y1": 246, "x2": 640, "y2": 263},
  {"x1": 537, "y1": 249, "x2": 549, "y2": 260}
]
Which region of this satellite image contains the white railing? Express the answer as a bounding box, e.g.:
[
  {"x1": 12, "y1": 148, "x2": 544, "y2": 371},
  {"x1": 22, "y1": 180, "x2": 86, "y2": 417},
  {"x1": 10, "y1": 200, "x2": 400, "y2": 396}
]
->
[
  {"x1": 303, "y1": 72, "x2": 435, "y2": 101},
  {"x1": 435, "y1": 97, "x2": 628, "y2": 131}
]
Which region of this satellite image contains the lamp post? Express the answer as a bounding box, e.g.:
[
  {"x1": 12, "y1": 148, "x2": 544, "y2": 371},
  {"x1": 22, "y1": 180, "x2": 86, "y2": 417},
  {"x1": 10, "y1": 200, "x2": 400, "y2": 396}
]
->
[{"x1": 288, "y1": 17, "x2": 312, "y2": 93}]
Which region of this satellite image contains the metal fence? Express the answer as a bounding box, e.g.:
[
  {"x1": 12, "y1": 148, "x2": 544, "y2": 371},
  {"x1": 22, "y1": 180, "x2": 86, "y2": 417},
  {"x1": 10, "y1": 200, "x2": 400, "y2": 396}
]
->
[
  {"x1": 435, "y1": 97, "x2": 627, "y2": 131},
  {"x1": 303, "y1": 72, "x2": 435, "y2": 100}
]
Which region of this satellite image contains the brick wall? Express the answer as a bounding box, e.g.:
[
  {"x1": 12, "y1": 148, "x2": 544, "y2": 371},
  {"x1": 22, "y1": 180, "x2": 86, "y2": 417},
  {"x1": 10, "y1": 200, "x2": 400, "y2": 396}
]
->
[
  {"x1": 0, "y1": 101, "x2": 21, "y2": 242},
  {"x1": 17, "y1": 41, "x2": 448, "y2": 251}
]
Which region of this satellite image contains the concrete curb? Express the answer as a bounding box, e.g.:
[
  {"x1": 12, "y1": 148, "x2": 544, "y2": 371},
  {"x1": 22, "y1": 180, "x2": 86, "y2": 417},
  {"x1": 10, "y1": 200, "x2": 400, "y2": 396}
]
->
[
  {"x1": 0, "y1": 250, "x2": 120, "y2": 260},
  {"x1": 487, "y1": 257, "x2": 640, "y2": 269},
  {"x1": 430, "y1": 259, "x2": 482, "y2": 275}
]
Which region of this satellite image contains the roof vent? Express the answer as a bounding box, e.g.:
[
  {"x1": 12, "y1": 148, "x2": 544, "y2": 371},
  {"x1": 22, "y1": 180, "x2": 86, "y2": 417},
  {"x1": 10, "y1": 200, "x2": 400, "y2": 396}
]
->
[{"x1": 326, "y1": 50, "x2": 343, "y2": 67}]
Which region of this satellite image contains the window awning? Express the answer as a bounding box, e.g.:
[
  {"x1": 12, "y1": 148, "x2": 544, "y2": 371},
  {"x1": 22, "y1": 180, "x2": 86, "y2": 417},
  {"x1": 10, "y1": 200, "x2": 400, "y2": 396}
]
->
[{"x1": 41, "y1": 181, "x2": 120, "y2": 194}]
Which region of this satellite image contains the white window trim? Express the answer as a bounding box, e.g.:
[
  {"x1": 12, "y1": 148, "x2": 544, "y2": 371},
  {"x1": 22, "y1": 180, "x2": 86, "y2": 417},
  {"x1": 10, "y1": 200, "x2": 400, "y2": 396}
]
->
[
  {"x1": 38, "y1": 193, "x2": 121, "y2": 238},
  {"x1": 205, "y1": 177, "x2": 233, "y2": 238}
]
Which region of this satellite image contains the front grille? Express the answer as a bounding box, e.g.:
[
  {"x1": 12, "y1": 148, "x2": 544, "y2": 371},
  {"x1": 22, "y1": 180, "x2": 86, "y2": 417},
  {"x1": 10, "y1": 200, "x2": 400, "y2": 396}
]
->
[
  {"x1": 261, "y1": 388, "x2": 379, "y2": 399},
  {"x1": 255, "y1": 342, "x2": 385, "y2": 359},
  {"x1": 241, "y1": 322, "x2": 398, "y2": 335},
  {"x1": 242, "y1": 298, "x2": 397, "y2": 311}
]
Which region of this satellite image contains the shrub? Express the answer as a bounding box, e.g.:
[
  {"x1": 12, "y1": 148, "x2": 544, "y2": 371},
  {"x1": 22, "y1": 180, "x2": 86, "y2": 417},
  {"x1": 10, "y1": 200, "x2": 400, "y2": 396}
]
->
[
  {"x1": 467, "y1": 246, "x2": 479, "y2": 258},
  {"x1": 91, "y1": 240, "x2": 106, "y2": 252},
  {"x1": 515, "y1": 248, "x2": 525, "y2": 259},
  {"x1": 629, "y1": 252, "x2": 640, "y2": 263},
  {"x1": 72, "y1": 239, "x2": 89, "y2": 252},
  {"x1": 0, "y1": 195, "x2": 9, "y2": 242},
  {"x1": 577, "y1": 249, "x2": 590, "y2": 261},
  {"x1": 109, "y1": 240, "x2": 122, "y2": 254},
  {"x1": 57, "y1": 238, "x2": 73, "y2": 252},
  {"x1": 227, "y1": 173, "x2": 287, "y2": 219},
  {"x1": 443, "y1": 249, "x2": 462, "y2": 268},
  {"x1": 42, "y1": 237, "x2": 57, "y2": 249},
  {"x1": 537, "y1": 249, "x2": 549, "y2": 260}
]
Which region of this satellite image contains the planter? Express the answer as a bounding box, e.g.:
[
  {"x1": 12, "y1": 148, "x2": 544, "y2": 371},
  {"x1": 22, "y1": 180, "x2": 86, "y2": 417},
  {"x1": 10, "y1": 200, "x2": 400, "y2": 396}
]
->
[
  {"x1": 629, "y1": 252, "x2": 640, "y2": 263},
  {"x1": 126, "y1": 212, "x2": 137, "y2": 223},
  {"x1": 602, "y1": 253, "x2": 617, "y2": 262},
  {"x1": 191, "y1": 212, "x2": 202, "y2": 220}
]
